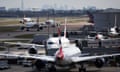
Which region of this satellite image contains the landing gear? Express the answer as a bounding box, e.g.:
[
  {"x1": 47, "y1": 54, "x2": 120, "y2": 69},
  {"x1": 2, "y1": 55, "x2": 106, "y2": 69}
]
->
[
  {"x1": 79, "y1": 64, "x2": 86, "y2": 72},
  {"x1": 37, "y1": 28, "x2": 40, "y2": 31},
  {"x1": 37, "y1": 26, "x2": 43, "y2": 31},
  {"x1": 20, "y1": 26, "x2": 25, "y2": 30},
  {"x1": 26, "y1": 28, "x2": 30, "y2": 31},
  {"x1": 46, "y1": 65, "x2": 56, "y2": 72}
]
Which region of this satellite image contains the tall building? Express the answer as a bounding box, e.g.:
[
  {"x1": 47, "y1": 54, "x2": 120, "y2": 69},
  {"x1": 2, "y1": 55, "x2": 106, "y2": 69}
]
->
[{"x1": 94, "y1": 9, "x2": 120, "y2": 31}]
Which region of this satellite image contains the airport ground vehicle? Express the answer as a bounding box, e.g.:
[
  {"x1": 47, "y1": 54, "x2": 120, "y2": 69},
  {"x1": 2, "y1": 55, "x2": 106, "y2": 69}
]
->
[
  {"x1": 22, "y1": 59, "x2": 33, "y2": 67},
  {"x1": 0, "y1": 60, "x2": 10, "y2": 69}
]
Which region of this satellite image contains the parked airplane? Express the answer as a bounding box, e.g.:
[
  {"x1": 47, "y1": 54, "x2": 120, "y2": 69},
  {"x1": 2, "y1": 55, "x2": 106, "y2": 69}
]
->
[
  {"x1": 108, "y1": 15, "x2": 120, "y2": 37},
  {"x1": 1, "y1": 28, "x2": 120, "y2": 72},
  {"x1": 108, "y1": 26, "x2": 120, "y2": 37},
  {"x1": 87, "y1": 32, "x2": 105, "y2": 40},
  {"x1": 4, "y1": 18, "x2": 69, "y2": 54},
  {"x1": 1, "y1": 18, "x2": 120, "y2": 72}
]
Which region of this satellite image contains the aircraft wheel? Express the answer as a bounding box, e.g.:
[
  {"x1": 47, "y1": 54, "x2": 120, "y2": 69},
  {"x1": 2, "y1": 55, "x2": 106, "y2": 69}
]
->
[
  {"x1": 48, "y1": 65, "x2": 56, "y2": 72},
  {"x1": 21, "y1": 26, "x2": 25, "y2": 30},
  {"x1": 37, "y1": 28, "x2": 40, "y2": 31},
  {"x1": 79, "y1": 68, "x2": 86, "y2": 72},
  {"x1": 79, "y1": 64, "x2": 86, "y2": 72},
  {"x1": 39, "y1": 27, "x2": 43, "y2": 30},
  {"x1": 26, "y1": 28, "x2": 30, "y2": 31}
]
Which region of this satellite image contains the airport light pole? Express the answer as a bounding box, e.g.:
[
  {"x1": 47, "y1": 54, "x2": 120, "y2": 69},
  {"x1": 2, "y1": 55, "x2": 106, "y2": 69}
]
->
[
  {"x1": 21, "y1": 0, "x2": 24, "y2": 11},
  {"x1": 47, "y1": 11, "x2": 50, "y2": 37}
]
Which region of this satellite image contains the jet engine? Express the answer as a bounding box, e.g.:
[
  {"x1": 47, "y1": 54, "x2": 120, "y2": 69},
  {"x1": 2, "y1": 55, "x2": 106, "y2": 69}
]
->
[
  {"x1": 75, "y1": 40, "x2": 83, "y2": 50},
  {"x1": 34, "y1": 60, "x2": 46, "y2": 71},
  {"x1": 94, "y1": 58, "x2": 105, "y2": 68},
  {"x1": 28, "y1": 48, "x2": 37, "y2": 54}
]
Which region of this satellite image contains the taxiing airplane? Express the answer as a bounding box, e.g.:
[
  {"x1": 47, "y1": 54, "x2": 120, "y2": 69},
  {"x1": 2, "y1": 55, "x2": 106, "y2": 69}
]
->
[
  {"x1": 19, "y1": 17, "x2": 59, "y2": 31},
  {"x1": 1, "y1": 18, "x2": 120, "y2": 72},
  {"x1": 19, "y1": 17, "x2": 33, "y2": 24},
  {"x1": 19, "y1": 17, "x2": 46, "y2": 31}
]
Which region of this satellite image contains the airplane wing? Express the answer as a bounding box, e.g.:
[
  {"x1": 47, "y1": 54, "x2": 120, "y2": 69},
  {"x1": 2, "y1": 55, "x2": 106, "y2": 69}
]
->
[
  {"x1": 71, "y1": 53, "x2": 120, "y2": 63},
  {"x1": 4, "y1": 42, "x2": 44, "y2": 48},
  {"x1": 0, "y1": 53, "x2": 55, "y2": 62}
]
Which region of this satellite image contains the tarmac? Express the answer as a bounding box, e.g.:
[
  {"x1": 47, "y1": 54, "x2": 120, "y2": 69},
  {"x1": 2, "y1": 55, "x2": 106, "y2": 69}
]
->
[
  {"x1": 0, "y1": 23, "x2": 120, "y2": 72},
  {"x1": 0, "y1": 65, "x2": 120, "y2": 72}
]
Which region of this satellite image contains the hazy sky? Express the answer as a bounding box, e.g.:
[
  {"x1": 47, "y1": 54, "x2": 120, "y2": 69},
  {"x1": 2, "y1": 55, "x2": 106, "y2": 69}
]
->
[{"x1": 0, "y1": 0, "x2": 120, "y2": 10}]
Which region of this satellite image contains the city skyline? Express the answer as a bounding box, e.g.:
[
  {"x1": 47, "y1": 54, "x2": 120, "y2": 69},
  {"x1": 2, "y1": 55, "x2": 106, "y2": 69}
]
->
[{"x1": 0, "y1": 0, "x2": 120, "y2": 10}]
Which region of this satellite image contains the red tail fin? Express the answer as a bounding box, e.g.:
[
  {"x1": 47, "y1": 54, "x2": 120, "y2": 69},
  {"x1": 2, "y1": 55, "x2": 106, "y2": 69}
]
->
[{"x1": 56, "y1": 46, "x2": 64, "y2": 60}]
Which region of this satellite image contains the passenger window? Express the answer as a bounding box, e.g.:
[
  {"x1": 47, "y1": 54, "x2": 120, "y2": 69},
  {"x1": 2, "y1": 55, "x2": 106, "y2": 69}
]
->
[{"x1": 48, "y1": 42, "x2": 54, "y2": 44}]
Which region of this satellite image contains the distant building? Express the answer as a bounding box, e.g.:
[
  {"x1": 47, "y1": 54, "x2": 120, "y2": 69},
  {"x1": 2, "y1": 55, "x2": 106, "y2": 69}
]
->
[
  {"x1": 0, "y1": 7, "x2": 6, "y2": 11},
  {"x1": 8, "y1": 8, "x2": 20, "y2": 11},
  {"x1": 94, "y1": 9, "x2": 120, "y2": 31}
]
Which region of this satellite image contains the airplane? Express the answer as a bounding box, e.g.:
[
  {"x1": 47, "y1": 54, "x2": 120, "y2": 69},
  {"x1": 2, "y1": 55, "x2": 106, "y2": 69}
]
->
[
  {"x1": 87, "y1": 32, "x2": 105, "y2": 40},
  {"x1": 108, "y1": 15, "x2": 120, "y2": 37},
  {"x1": 86, "y1": 11, "x2": 94, "y2": 24},
  {"x1": 3, "y1": 18, "x2": 69, "y2": 54},
  {"x1": 19, "y1": 17, "x2": 59, "y2": 31},
  {"x1": 19, "y1": 17, "x2": 33, "y2": 24},
  {"x1": 19, "y1": 17, "x2": 45, "y2": 31},
  {"x1": 45, "y1": 19, "x2": 56, "y2": 27},
  {"x1": 1, "y1": 18, "x2": 120, "y2": 72},
  {"x1": 108, "y1": 26, "x2": 120, "y2": 37}
]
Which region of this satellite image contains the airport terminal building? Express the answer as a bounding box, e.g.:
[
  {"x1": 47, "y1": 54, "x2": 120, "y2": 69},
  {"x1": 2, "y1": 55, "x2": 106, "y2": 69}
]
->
[{"x1": 93, "y1": 9, "x2": 120, "y2": 31}]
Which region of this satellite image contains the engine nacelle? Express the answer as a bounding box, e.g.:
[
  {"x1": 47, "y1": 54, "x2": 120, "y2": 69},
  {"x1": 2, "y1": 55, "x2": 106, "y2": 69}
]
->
[
  {"x1": 94, "y1": 58, "x2": 105, "y2": 68},
  {"x1": 28, "y1": 48, "x2": 37, "y2": 54},
  {"x1": 34, "y1": 60, "x2": 46, "y2": 71},
  {"x1": 75, "y1": 40, "x2": 83, "y2": 50}
]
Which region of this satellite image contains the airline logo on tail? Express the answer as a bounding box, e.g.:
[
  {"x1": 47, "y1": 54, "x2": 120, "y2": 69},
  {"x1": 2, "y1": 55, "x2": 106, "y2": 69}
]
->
[{"x1": 56, "y1": 24, "x2": 64, "y2": 60}]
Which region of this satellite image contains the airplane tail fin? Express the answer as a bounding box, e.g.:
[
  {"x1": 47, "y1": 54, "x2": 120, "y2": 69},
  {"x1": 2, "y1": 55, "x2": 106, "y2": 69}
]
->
[
  {"x1": 114, "y1": 14, "x2": 117, "y2": 27},
  {"x1": 56, "y1": 46, "x2": 64, "y2": 60},
  {"x1": 57, "y1": 18, "x2": 67, "y2": 37},
  {"x1": 64, "y1": 18, "x2": 67, "y2": 38},
  {"x1": 86, "y1": 11, "x2": 94, "y2": 23},
  {"x1": 56, "y1": 34, "x2": 64, "y2": 60},
  {"x1": 56, "y1": 23, "x2": 64, "y2": 60},
  {"x1": 36, "y1": 17, "x2": 39, "y2": 24}
]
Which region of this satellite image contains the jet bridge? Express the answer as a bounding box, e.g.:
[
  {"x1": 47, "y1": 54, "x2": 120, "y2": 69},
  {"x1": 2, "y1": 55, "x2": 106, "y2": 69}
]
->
[
  {"x1": 75, "y1": 38, "x2": 120, "y2": 54},
  {"x1": 76, "y1": 38, "x2": 120, "y2": 48}
]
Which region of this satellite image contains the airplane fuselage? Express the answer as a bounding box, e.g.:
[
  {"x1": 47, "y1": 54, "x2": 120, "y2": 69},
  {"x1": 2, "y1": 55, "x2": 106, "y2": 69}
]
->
[{"x1": 51, "y1": 45, "x2": 81, "y2": 70}]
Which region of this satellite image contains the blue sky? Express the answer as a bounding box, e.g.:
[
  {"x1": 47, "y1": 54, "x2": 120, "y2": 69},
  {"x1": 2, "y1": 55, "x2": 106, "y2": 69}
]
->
[{"x1": 0, "y1": 0, "x2": 120, "y2": 10}]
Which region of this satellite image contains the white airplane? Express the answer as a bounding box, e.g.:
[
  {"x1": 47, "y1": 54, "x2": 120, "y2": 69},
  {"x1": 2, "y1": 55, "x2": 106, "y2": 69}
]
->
[
  {"x1": 108, "y1": 26, "x2": 119, "y2": 36},
  {"x1": 108, "y1": 15, "x2": 120, "y2": 37},
  {"x1": 4, "y1": 18, "x2": 69, "y2": 54},
  {"x1": 19, "y1": 17, "x2": 59, "y2": 31},
  {"x1": 19, "y1": 17, "x2": 33, "y2": 24},
  {"x1": 19, "y1": 17, "x2": 45, "y2": 31},
  {"x1": 95, "y1": 33, "x2": 105, "y2": 40},
  {"x1": 45, "y1": 19, "x2": 59, "y2": 27},
  {"x1": 87, "y1": 32, "x2": 105, "y2": 40},
  {"x1": 1, "y1": 29, "x2": 120, "y2": 72},
  {"x1": 1, "y1": 18, "x2": 120, "y2": 72}
]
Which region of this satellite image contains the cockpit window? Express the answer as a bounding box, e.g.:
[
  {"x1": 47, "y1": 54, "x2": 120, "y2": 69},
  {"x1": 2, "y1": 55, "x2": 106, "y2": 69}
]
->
[{"x1": 48, "y1": 42, "x2": 55, "y2": 44}]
